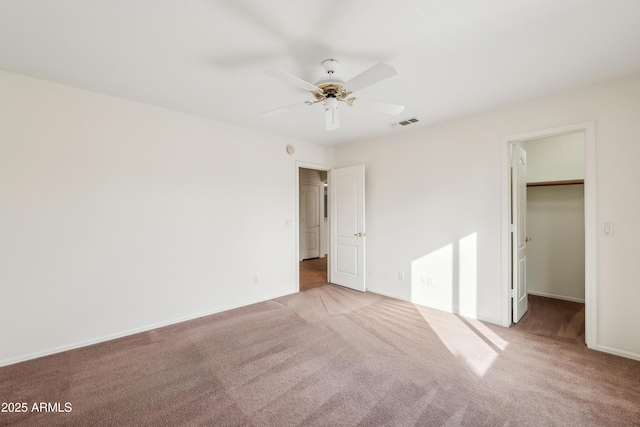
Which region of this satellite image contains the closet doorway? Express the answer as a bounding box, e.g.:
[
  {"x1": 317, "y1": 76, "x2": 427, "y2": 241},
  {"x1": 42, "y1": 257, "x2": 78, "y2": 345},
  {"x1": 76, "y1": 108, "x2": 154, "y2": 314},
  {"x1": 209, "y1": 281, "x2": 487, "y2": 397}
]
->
[
  {"x1": 519, "y1": 132, "x2": 586, "y2": 343},
  {"x1": 501, "y1": 121, "x2": 596, "y2": 349}
]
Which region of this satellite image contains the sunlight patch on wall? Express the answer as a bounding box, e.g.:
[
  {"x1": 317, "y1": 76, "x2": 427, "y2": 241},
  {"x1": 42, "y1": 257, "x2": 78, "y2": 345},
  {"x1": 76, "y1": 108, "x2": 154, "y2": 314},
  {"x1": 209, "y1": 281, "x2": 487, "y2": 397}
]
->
[
  {"x1": 410, "y1": 243, "x2": 453, "y2": 311},
  {"x1": 409, "y1": 232, "x2": 478, "y2": 318}
]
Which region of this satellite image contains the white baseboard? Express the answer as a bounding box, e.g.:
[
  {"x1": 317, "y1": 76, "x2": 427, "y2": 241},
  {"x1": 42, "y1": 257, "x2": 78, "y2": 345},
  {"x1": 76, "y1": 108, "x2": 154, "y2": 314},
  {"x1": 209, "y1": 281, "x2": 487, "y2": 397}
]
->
[
  {"x1": 367, "y1": 287, "x2": 501, "y2": 326},
  {"x1": 366, "y1": 286, "x2": 406, "y2": 301},
  {"x1": 0, "y1": 289, "x2": 296, "y2": 368},
  {"x1": 528, "y1": 290, "x2": 585, "y2": 303},
  {"x1": 594, "y1": 344, "x2": 640, "y2": 362}
]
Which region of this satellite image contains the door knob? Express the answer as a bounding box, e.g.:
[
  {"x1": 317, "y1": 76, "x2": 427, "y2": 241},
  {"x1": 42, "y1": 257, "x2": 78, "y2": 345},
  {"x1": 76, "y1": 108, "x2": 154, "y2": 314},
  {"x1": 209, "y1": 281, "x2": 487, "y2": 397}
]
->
[
  {"x1": 525, "y1": 236, "x2": 532, "y2": 242},
  {"x1": 354, "y1": 232, "x2": 364, "y2": 237}
]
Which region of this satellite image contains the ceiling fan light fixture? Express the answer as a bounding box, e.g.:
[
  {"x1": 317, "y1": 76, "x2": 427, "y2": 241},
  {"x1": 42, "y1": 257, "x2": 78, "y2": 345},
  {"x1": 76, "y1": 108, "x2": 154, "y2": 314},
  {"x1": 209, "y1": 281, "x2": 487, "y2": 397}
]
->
[{"x1": 324, "y1": 97, "x2": 338, "y2": 110}]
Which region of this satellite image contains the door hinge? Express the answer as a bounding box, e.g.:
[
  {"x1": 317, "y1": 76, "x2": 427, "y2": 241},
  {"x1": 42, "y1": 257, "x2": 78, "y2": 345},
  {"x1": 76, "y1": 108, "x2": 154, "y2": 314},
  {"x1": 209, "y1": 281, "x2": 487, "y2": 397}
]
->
[
  {"x1": 511, "y1": 289, "x2": 516, "y2": 298},
  {"x1": 510, "y1": 224, "x2": 516, "y2": 233}
]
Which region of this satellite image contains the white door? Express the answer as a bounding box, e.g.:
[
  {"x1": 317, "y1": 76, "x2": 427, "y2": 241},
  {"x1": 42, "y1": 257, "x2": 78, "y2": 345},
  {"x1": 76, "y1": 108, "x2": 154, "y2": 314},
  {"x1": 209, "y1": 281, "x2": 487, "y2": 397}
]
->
[
  {"x1": 330, "y1": 165, "x2": 366, "y2": 292},
  {"x1": 300, "y1": 183, "x2": 321, "y2": 260},
  {"x1": 512, "y1": 144, "x2": 528, "y2": 322}
]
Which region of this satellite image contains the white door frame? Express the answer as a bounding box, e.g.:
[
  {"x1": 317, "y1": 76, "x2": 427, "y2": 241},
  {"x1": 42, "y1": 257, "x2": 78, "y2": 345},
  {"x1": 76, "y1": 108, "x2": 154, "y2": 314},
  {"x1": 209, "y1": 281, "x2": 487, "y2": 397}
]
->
[
  {"x1": 500, "y1": 121, "x2": 596, "y2": 349},
  {"x1": 296, "y1": 161, "x2": 332, "y2": 291}
]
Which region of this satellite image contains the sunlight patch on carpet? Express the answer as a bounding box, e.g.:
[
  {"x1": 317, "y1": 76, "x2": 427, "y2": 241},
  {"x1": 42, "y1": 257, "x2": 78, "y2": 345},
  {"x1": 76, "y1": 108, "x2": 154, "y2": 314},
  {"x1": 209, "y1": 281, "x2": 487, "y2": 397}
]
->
[{"x1": 416, "y1": 307, "x2": 504, "y2": 377}]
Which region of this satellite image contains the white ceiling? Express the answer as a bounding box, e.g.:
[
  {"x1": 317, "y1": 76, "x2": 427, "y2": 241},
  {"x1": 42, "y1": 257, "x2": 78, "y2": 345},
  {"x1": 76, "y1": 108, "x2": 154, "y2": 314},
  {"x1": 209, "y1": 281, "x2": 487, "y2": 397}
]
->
[{"x1": 2, "y1": 0, "x2": 640, "y2": 146}]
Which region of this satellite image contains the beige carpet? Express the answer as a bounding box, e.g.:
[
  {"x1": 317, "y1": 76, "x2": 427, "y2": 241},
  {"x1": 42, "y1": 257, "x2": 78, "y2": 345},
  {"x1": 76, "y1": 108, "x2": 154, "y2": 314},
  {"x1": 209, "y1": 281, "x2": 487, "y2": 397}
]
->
[
  {"x1": 1, "y1": 285, "x2": 638, "y2": 426},
  {"x1": 513, "y1": 294, "x2": 585, "y2": 345}
]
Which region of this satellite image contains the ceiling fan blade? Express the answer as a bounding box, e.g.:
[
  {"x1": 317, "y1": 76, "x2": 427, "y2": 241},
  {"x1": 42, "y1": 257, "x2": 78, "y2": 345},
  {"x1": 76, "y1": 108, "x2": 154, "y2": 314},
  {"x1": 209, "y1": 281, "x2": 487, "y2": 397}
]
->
[
  {"x1": 355, "y1": 98, "x2": 405, "y2": 115},
  {"x1": 325, "y1": 107, "x2": 340, "y2": 130},
  {"x1": 265, "y1": 68, "x2": 321, "y2": 92},
  {"x1": 262, "y1": 102, "x2": 308, "y2": 116},
  {"x1": 343, "y1": 62, "x2": 398, "y2": 93}
]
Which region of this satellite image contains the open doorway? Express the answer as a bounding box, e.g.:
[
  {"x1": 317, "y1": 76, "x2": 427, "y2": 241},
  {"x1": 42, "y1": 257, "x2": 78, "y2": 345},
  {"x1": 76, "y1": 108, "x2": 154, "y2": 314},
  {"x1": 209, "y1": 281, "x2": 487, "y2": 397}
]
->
[
  {"x1": 501, "y1": 122, "x2": 596, "y2": 349},
  {"x1": 296, "y1": 162, "x2": 367, "y2": 293},
  {"x1": 516, "y1": 132, "x2": 586, "y2": 343},
  {"x1": 299, "y1": 167, "x2": 329, "y2": 291}
]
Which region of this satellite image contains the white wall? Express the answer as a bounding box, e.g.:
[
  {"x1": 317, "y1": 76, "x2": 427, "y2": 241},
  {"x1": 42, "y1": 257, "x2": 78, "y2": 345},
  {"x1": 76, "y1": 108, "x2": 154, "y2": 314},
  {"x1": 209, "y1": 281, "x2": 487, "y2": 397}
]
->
[
  {"x1": 527, "y1": 185, "x2": 585, "y2": 301},
  {"x1": 0, "y1": 71, "x2": 335, "y2": 366},
  {"x1": 335, "y1": 73, "x2": 640, "y2": 359},
  {"x1": 522, "y1": 132, "x2": 585, "y2": 183}
]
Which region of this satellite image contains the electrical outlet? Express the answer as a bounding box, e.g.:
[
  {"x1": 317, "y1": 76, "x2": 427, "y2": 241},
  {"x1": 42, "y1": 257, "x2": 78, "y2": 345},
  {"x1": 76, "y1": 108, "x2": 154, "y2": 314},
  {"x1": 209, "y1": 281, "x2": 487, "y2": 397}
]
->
[
  {"x1": 420, "y1": 276, "x2": 434, "y2": 286},
  {"x1": 252, "y1": 275, "x2": 258, "y2": 284},
  {"x1": 398, "y1": 272, "x2": 404, "y2": 281}
]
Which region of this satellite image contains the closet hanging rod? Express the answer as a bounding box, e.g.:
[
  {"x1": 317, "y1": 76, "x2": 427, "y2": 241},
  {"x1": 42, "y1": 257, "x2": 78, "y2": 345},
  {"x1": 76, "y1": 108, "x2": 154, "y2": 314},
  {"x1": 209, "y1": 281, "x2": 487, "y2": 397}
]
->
[{"x1": 527, "y1": 179, "x2": 584, "y2": 187}]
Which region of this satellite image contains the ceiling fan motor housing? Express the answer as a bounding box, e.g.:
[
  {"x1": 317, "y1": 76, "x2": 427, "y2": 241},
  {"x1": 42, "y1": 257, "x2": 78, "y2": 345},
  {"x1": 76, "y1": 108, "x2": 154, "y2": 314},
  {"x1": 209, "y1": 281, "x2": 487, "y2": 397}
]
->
[
  {"x1": 316, "y1": 59, "x2": 343, "y2": 85},
  {"x1": 313, "y1": 59, "x2": 353, "y2": 105}
]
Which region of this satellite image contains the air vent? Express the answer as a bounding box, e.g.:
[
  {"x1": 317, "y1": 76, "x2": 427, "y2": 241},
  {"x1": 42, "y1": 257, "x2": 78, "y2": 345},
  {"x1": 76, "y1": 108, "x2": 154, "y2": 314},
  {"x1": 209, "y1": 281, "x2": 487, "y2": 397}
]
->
[{"x1": 391, "y1": 117, "x2": 419, "y2": 129}]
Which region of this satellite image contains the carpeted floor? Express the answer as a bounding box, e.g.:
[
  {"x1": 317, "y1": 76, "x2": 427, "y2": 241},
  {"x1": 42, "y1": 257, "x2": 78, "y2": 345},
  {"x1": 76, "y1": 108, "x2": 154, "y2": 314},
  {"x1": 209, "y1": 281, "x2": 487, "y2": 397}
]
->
[
  {"x1": 299, "y1": 257, "x2": 328, "y2": 291},
  {"x1": 513, "y1": 294, "x2": 585, "y2": 345},
  {"x1": 1, "y1": 285, "x2": 638, "y2": 426}
]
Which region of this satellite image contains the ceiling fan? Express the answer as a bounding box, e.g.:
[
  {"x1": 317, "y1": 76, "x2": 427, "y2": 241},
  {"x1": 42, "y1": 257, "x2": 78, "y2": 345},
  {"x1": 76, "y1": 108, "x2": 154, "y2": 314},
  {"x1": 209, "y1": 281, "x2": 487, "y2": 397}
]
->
[{"x1": 263, "y1": 59, "x2": 404, "y2": 130}]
